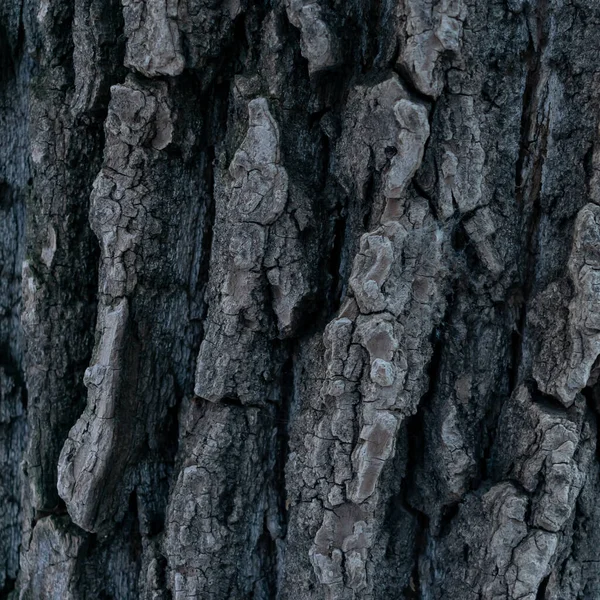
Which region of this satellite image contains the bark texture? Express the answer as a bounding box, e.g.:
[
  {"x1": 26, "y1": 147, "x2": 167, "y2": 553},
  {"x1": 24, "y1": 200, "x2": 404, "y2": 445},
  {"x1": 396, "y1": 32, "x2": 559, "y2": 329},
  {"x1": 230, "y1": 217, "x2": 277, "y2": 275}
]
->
[{"x1": 2, "y1": 0, "x2": 600, "y2": 598}]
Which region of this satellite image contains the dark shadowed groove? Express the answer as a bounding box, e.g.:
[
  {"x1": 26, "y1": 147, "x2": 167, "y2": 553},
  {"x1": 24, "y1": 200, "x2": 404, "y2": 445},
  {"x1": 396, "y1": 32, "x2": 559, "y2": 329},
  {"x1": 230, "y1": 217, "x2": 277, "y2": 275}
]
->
[
  {"x1": 400, "y1": 301, "x2": 451, "y2": 595},
  {"x1": 474, "y1": 394, "x2": 504, "y2": 487},
  {"x1": 326, "y1": 203, "x2": 348, "y2": 315},
  {"x1": 515, "y1": 0, "x2": 549, "y2": 206},
  {"x1": 0, "y1": 576, "x2": 15, "y2": 600},
  {"x1": 516, "y1": 0, "x2": 550, "y2": 292},
  {"x1": 276, "y1": 352, "x2": 294, "y2": 531},
  {"x1": 127, "y1": 490, "x2": 143, "y2": 568},
  {"x1": 508, "y1": 292, "x2": 526, "y2": 395},
  {"x1": 510, "y1": 0, "x2": 550, "y2": 397},
  {"x1": 536, "y1": 574, "x2": 550, "y2": 600},
  {"x1": 580, "y1": 384, "x2": 600, "y2": 474},
  {"x1": 266, "y1": 349, "x2": 295, "y2": 598},
  {"x1": 361, "y1": 0, "x2": 383, "y2": 72}
]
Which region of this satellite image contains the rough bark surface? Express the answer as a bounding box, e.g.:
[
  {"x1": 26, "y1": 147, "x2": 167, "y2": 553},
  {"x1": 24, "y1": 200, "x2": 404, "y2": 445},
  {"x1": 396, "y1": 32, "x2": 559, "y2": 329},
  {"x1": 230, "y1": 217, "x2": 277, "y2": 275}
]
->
[{"x1": 2, "y1": 0, "x2": 600, "y2": 598}]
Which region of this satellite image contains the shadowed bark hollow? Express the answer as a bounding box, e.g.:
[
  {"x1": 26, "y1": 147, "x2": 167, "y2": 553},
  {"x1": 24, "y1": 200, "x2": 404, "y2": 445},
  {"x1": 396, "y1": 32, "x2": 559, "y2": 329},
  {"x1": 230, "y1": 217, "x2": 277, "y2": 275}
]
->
[{"x1": 2, "y1": 0, "x2": 600, "y2": 598}]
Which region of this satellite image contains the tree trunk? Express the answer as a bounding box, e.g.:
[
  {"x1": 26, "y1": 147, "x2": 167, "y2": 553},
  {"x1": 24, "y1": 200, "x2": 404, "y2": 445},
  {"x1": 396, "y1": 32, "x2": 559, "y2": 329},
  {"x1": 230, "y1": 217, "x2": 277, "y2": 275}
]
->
[{"x1": 2, "y1": 0, "x2": 600, "y2": 597}]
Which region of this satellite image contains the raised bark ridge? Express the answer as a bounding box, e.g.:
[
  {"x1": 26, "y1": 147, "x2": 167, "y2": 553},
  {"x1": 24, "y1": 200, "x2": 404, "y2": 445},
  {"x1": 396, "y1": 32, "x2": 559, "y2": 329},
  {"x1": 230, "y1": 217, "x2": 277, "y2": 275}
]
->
[{"x1": 299, "y1": 76, "x2": 444, "y2": 597}]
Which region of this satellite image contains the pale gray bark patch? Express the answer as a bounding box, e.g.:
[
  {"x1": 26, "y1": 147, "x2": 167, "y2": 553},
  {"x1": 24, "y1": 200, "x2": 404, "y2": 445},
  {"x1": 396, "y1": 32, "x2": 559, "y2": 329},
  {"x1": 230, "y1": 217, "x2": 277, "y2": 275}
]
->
[
  {"x1": 397, "y1": 0, "x2": 466, "y2": 98},
  {"x1": 164, "y1": 401, "x2": 279, "y2": 599},
  {"x1": 285, "y1": 0, "x2": 340, "y2": 75},
  {"x1": 533, "y1": 203, "x2": 600, "y2": 405},
  {"x1": 194, "y1": 96, "x2": 292, "y2": 405}
]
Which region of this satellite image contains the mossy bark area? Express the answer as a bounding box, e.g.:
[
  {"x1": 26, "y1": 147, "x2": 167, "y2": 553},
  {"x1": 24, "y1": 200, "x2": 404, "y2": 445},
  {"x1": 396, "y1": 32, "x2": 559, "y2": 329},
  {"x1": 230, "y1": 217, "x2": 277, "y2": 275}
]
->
[{"x1": 2, "y1": 0, "x2": 600, "y2": 598}]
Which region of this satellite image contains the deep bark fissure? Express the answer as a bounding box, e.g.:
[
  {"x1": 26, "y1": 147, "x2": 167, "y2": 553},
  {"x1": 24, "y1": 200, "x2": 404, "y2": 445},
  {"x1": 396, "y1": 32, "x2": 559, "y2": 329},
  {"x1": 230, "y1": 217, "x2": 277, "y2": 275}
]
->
[
  {"x1": 515, "y1": 0, "x2": 549, "y2": 207},
  {"x1": 510, "y1": 0, "x2": 551, "y2": 403},
  {"x1": 403, "y1": 309, "x2": 449, "y2": 534},
  {"x1": 326, "y1": 203, "x2": 348, "y2": 314},
  {"x1": 276, "y1": 352, "x2": 294, "y2": 533},
  {"x1": 0, "y1": 577, "x2": 16, "y2": 600},
  {"x1": 536, "y1": 574, "x2": 551, "y2": 599},
  {"x1": 261, "y1": 349, "x2": 295, "y2": 599}
]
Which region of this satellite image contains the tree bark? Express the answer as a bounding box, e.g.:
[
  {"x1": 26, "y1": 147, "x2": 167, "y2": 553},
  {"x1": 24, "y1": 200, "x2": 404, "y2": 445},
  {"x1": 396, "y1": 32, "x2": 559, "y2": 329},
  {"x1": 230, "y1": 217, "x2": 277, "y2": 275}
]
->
[{"x1": 2, "y1": 0, "x2": 600, "y2": 598}]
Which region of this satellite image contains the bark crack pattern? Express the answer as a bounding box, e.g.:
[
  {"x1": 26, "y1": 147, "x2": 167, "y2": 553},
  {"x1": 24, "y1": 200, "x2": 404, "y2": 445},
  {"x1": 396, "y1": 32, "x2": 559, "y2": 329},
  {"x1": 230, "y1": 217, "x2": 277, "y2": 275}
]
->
[{"x1": 3, "y1": 0, "x2": 600, "y2": 598}]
